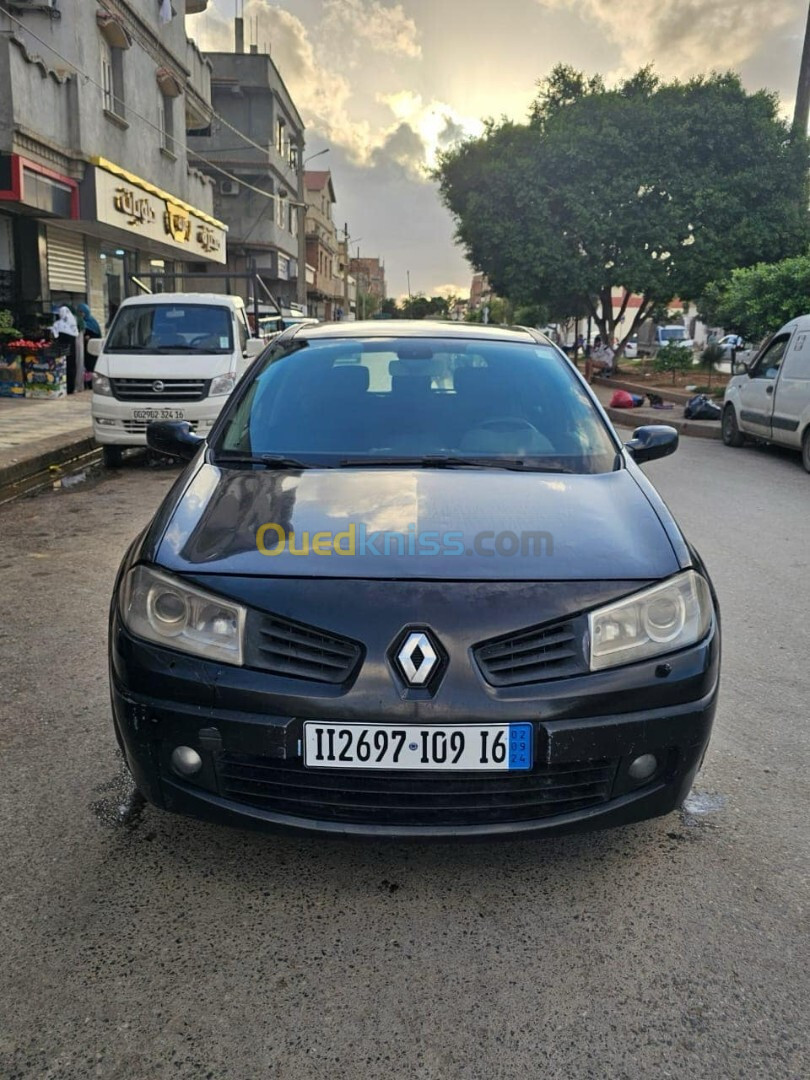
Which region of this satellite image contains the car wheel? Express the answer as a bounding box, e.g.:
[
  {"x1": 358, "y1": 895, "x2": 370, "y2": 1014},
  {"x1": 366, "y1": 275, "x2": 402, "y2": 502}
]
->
[
  {"x1": 102, "y1": 445, "x2": 124, "y2": 468},
  {"x1": 802, "y1": 429, "x2": 810, "y2": 474},
  {"x1": 722, "y1": 405, "x2": 745, "y2": 448}
]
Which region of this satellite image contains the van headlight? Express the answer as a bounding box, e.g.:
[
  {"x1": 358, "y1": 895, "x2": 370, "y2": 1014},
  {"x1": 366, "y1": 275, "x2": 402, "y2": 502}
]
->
[
  {"x1": 121, "y1": 566, "x2": 245, "y2": 665},
  {"x1": 210, "y1": 373, "x2": 237, "y2": 396},
  {"x1": 588, "y1": 570, "x2": 713, "y2": 671},
  {"x1": 93, "y1": 372, "x2": 113, "y2": 396}
]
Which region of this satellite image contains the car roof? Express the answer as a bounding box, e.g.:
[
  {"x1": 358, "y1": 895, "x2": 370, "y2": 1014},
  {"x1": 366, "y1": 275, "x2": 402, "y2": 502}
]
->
[
  {"x1": 118, "y1": 293, "x2": 244, "y2": 308},
  {"x1": 291, "y1": 320, "x2": 546, "y2": 343}
]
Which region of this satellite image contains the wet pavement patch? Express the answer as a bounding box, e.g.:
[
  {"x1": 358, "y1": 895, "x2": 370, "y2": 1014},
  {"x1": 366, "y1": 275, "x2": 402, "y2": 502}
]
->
[{"x1": 91, "y1": 760, "x2": 147, "y2": 829}]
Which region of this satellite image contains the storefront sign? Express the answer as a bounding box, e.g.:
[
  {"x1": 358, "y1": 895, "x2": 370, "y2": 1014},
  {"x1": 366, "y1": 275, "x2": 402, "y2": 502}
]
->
[{"x1": 90, "y1": 162, "x2": 227, "y2": 264}]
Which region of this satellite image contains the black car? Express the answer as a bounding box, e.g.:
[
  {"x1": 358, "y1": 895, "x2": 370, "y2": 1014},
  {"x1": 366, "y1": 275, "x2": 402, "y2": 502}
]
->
[{"x1": 110, "y1": 322, "x2": 720, "y2": 838}]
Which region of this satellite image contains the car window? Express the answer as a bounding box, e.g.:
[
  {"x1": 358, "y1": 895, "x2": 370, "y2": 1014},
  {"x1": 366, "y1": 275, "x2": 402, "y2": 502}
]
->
[
  {"x1": 214, "y1": 337, "x2": 619, "y2": 474},
  {"x1": 780, "y1": 332, "x2": 810, "y2": 380},
  {"x1": 751, "y1": 334, "x2": 789, "y2": 380},
  {"x1": 105, "y1": 304, "x2": 234, "y2": 354}
]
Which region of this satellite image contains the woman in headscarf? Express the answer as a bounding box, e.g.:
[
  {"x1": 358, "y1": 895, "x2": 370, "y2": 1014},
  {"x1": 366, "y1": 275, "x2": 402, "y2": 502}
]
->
[
  {"x1": 51, "y1": 305, "x2": 79, "y2": 394},
  {"x1": 77, "y1": 302, "x2": 102, "y2": 381}
]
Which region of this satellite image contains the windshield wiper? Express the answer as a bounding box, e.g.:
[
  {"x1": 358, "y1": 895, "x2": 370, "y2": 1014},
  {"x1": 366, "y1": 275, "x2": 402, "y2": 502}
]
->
[
  {"x1": 338, "y1": 455, "x2": 573, "y2": 473},
  {"x1": 214, "y1": 453, "x2": 326, "y2": 470}
]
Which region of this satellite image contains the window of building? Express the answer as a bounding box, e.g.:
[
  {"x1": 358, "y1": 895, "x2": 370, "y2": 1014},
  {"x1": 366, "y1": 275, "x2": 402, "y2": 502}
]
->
[
  {"x1": 159, "y1": 92, "x2": 174, "y2": 153},
  {"x1": 101, "y1": 40, "x2": 125, "y2": 118},
  {"x1": 276, "y1": 118, "x2": 286, "y2": 156},
  {"x1": 276, "y1": 192, "x2": 286, "y2": 229},
  {"x1": 289, "y1": 204, "x2": 298, "y2": 236}
]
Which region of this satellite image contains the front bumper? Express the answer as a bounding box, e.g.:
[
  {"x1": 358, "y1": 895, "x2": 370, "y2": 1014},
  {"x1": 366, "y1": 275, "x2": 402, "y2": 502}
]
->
[
  {"x1": 92, "y1": 394, "x2": 225, "y2": 446},
  {"x1": 110, "y1": 617, "x2": 719, "y2": 839}
]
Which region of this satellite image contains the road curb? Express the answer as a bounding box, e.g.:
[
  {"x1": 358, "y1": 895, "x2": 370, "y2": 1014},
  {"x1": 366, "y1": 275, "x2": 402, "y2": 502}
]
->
[
  {"x1": 605, "y1": 406, "x2": 721, "y2": 439},
  {"x1": 594, "y1": 375, "x2": 723, "y2": 406},
  {"x1": 0, "y1": 429, "x2": 96, "y2": 489}
]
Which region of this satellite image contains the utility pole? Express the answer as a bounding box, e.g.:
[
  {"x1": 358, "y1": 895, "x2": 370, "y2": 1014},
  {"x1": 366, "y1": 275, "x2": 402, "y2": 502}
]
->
[
  {"x1": 343, "y1": 222, "x2": 350, "y2": 321},
  {"x1": 794, "y1": 1, "x2": 810, "y2": 137},
  {"x1": 296, "y1": 141, "x2": 307, "y2": 312}
]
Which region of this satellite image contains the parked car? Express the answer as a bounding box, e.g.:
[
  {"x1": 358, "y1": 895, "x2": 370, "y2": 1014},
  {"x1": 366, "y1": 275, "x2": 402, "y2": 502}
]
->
[
  {"x1": 89, "y1": 293, "x2": 264, "y2": 467},
  {"x1": 715, "y1": 334, "x2": 748, "y2": 358},
  {"x1": 638, "y1": 325, "x2": 695, "y2": 357},
  {"x1": 110, "y1": 321, "x2": 720, "y2": 839},
  {"x1": 722, "y1": 315, "x2": 810, "y2": 472},
  {"x1": 623, "y1": 336, "x2": 639, "y2": 359}
]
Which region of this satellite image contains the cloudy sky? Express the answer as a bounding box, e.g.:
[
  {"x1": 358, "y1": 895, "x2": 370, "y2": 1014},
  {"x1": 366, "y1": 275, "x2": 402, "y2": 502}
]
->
[{"x1": 188, "y1": 0, "x2": 809, "y2": 299}]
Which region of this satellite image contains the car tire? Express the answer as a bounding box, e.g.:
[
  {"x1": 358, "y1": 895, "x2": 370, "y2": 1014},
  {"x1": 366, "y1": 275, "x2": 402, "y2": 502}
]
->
[
  {"x1": 102, "y1": 445, "x2": 124, "y2": 468},
  {"x1": 722, "y1": 405, "x2": 745, "y2": 448},
  {"x1": 802, "y1": 429, "x2": 810, "y2": 474}
]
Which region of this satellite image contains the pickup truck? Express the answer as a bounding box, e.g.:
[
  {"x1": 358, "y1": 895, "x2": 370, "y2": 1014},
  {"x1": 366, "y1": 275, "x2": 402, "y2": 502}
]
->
[{"x1": 722, "y1": 315, "x2": 810, "y2": 473}]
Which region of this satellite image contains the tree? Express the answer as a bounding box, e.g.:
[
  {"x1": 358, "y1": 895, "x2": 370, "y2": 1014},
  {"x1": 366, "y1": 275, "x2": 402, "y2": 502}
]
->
[
  {"x1": 380, "y1": 297, "x2": 400, "y2": 318},
  {"x1": 700, "y1": 255, "x2": 810, "y2": 342},
  {"x1": 653, "y1": 343, "x2": 693, "y2": 384},
  {"x1": 435, "y1": 66, "x2": 809, "y2": 354},
  {"x1": 357, "y1": 291, "x2": 381, "y2": 319},
  {"x1": 399, "y1": 294, "x2": 451, "y2": 320}
]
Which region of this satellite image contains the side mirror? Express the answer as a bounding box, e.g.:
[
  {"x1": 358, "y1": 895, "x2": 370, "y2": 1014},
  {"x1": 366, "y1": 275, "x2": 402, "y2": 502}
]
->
[
  {"x1": 245, "y1": 338, "x2": 266, "y2": 359},
  {"x1": 146, "y1": 421, "x2": 205, "y2": 462},
  {"x1": 625, "y1": 425, "x2": 679, "y2": 465},
  {"x1": 732, "y1": 358, "x2": 750, "y2": 376},
  {"x1": 86, "y1": 338, "x2": 104, "y2": 358}
]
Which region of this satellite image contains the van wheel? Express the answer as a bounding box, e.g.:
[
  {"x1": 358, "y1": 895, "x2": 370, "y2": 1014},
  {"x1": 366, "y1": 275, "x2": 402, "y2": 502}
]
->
[
  {"x1": 722, "y1": 405, "x2": 745, "y2": 448},
  {"x1": 802, "y1": 430, "x2": 810, "y2": 474},
  {"x1": 102, "y1": 445, "x2": 124, "y2": 468}
]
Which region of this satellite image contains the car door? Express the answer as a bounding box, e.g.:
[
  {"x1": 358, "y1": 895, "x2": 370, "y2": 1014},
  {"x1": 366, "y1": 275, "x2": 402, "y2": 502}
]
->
[
  {"x1": 771, "y1": 329, "x2": 810, "y2": 449},
  {"x1": 737, "y1": 332, "x2": 791, "y2": 439}
]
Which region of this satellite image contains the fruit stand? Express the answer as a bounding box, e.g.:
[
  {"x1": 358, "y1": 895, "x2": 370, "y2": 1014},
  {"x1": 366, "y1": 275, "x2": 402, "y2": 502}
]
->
[{"x1": 0, "y1": 339, "x2": 68, "y2": 399}]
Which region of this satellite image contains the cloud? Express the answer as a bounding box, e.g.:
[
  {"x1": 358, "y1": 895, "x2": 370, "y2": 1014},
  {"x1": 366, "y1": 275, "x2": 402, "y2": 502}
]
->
[
  {"x1": 321, "y1": 0, "x2": 422, "y2": 59},
  {"x1": 370, "y1": 122, "x2": 428, "y2": 178},
  {"x1": 536, "y1": 0, "x2": 798, "y2": 78}
]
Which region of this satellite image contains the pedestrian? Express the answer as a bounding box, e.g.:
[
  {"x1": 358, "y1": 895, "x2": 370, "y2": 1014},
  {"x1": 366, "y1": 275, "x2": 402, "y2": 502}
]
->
[
  {"x1": 585, "y1": 337, "x2": 614, "y2": 382},
  {"x1": 51, "y1": 305, "x2": 79, "y2": 394},
  {"x1": 77, "y1": 302, "x2": 102, "y2": 384}
]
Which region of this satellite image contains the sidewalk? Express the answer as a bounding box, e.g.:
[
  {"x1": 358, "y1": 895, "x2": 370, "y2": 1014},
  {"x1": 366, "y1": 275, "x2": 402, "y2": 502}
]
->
[{"x1": 0, "y1": 392, "x2": 95, "y2": 485}]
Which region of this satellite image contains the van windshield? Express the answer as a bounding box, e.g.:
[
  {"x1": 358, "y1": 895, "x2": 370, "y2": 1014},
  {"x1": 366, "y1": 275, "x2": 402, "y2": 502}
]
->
[
  {"x1": 106, "y1": 304, "x2": 234, "y2": 354},
  {"x1": 660, "y1": 327, "x2": 687, "y2": 342}
]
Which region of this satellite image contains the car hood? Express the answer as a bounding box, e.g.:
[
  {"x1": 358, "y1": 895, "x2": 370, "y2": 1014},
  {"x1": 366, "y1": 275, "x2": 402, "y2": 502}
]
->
[{"x1": 152, "y1": 463, "x2": 681, "y2": 581}]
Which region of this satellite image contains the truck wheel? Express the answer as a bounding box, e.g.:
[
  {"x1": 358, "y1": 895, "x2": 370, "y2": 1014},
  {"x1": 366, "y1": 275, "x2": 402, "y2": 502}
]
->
[
  {"x1": 722, "y1": 405, "x2": 745, "y2": 448},
  {"x1": 102, "y1": 445, "x2": 124, "y2": 468},
  {"x1": 802, "y1": 429, "x2": 810, "y2": 474}
]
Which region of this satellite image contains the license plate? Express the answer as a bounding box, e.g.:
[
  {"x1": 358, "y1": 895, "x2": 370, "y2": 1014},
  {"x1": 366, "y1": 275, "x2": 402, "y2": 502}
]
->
[
  {"x1": 133, "y1": 408, "x2": 185, "y2": 421},
  {"x1": 303, "y1": 723, "x2": 532, "y2": 771}
]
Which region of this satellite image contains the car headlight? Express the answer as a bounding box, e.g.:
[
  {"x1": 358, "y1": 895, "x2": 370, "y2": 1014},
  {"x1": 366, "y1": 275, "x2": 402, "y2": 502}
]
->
[
  {"x1": 93, "y1": 372, "x2": 113, "y2": 396},
  {"x1": 588, "y1": 570, "x2": 713, "y2": 671},
  {"x1": 120, "y1": 565, "x2": 245, "y2": 665},
  {"x1": 210, "y1": 372, "x2": 237, "y2": 396}
]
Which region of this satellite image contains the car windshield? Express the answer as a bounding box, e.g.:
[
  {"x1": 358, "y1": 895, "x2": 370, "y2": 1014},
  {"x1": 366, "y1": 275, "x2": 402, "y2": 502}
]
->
[
  {"x1": 661, "y1": 327, "x2": 687, "y2": 342},
  {"x1": 105, "y1": 304, "x2": 234, "y2": 354},
  {"x1": 214, "y1": 336, "x2": 619, "y2": 473}
]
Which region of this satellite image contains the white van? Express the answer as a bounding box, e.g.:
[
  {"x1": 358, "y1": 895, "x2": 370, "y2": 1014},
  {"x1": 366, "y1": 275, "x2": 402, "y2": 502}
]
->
[
  {"x1": 89, "y1": 293, "x2": 264, "y2": 466},
  {"x1": 722, "y1": 314, "x2": 810, "y2": 472}
]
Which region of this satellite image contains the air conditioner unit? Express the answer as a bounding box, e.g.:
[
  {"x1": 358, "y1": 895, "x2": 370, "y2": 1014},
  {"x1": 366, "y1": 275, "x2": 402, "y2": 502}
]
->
[{"x1": 220, "y1": 180, "x2": 240, "y2": 196}]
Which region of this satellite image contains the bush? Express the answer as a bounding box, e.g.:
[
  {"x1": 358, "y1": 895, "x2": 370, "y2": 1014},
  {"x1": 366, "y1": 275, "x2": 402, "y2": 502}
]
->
[{"x1": 653, "y1": 343, "x2": 693, "y2": 383}]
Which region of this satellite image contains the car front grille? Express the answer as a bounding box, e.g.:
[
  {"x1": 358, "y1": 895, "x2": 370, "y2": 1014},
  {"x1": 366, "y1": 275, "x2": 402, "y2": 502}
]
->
[
  {"x1": 122, "y1": 419, "x2": 199, "y2": 434},
  {"x1": 110, "y1": 378, "x2": 210, "y2": 402},
  {"x1": 215, "y1": 752, "x2": 618, "y2": 826},
  {"x1": 244, "y1": 612, "x2": 364, "y2": 684},
  {"x1": 474, "y1": 619, "x2": 586, "y2": 686}
]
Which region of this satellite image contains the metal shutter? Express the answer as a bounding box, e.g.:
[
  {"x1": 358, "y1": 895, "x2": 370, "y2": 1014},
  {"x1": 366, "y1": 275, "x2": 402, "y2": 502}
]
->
[{"x1": 47, "y1": 227, "x2": 87, "y2": 293}]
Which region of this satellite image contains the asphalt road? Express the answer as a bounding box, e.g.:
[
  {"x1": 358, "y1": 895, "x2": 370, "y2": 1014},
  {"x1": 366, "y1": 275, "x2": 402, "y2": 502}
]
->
[{"x1": 0, "y1": 437, "x2": 807, "y2": 1080}]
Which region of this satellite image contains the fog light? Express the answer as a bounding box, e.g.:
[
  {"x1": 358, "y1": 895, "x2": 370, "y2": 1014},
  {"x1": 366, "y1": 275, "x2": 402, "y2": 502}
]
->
[
  {"x1": 96, "y1": 418, "x2": 115, "y2": 427},
  {"x1": 628, "y1": 753, "x2": 658, "y2": 781},
  {"x1": 171, "y1": 745, "x2": 202, "y2": 777}
]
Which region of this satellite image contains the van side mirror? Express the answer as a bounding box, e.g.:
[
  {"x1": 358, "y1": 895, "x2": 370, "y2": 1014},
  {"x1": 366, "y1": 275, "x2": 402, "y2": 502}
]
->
[
  {"x1": 732, "y1": 358, "x2": 750, "y2": 375},
  {"x1": 86, "y1": 338, "x2": 103, "y2": 358},
  {"x1": 625, "y1": 425, "x2": 679, "y2": 464},
  {"x1": 146, "y1": 421, "x2": 204, "y2": 462},
  {"x1": 245, "y1": 338, "x2": 266, "y2": 359}
]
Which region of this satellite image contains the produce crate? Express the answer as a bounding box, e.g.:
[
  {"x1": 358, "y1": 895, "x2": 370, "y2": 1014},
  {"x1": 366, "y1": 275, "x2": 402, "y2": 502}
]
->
[
  {"x1": 22, "y1": 346, "x2": 68, "y2": 399},
  {"x1": 0, "y1": 353, "x2": 25, "y2": 397}
]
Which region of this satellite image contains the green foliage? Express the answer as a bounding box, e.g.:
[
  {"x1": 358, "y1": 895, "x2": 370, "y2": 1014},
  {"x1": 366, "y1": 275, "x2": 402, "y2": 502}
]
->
[
  {"x1": 699, "y1": 255, "x2": 810, "y2": 341},
  {"x1": 513, "y1": 301, "x2": 550, "y2": 327},
  {"x1": 653, "y1": 344, "x2": 693, "y2": 383},
  {"x1": 700, "y1": 343, "x2": 725, "y2": 369},
  {"x1": 0, "y1": 309, "x2": 20, "y2": 338},
  {"x1": 379, "y1": 297, "x2": 399, "y2": 318},
  {"x1": 435, "y1": 66, "x2": 808, "y2": 354},
  {"x1": 399, "y1": 294, "x2": 452, "y2": 320},
  {"x1": 357, "y1": 291, "x2": 381, "y2": 319}
]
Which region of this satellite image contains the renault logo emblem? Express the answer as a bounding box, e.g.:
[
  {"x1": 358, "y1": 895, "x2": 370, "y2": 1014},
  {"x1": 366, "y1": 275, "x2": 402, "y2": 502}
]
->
[
  {"x1": 397, "y1": 632, "x2": 438, "y2": 686},
  {"x1": 152, "y1": 380, "x2": 165, "y2": 394}
]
